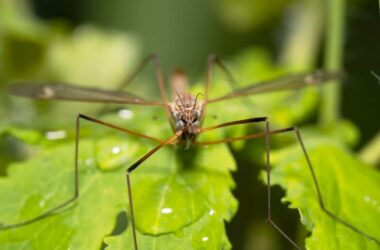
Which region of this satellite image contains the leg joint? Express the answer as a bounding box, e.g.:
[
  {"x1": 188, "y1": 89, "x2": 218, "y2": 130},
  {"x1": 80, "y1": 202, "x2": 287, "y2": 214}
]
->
[
  {"x1": 77, "y1": 113, "x2": 87, "y2": 119},
  {"x1": 249, "y1": 116, "x2": 268, "y2": 123}
]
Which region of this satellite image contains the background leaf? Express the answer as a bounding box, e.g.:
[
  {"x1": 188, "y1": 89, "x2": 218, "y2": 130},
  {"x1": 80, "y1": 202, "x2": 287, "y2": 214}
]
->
[{"x1": 266, "y1": 137, "x2": 380, "y2": 250}]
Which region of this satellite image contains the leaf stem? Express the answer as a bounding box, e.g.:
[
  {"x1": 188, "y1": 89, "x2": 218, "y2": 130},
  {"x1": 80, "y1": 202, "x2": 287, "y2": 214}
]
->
[{"x1": 320, "y1": 0, "x2": 345, "y2": 126}]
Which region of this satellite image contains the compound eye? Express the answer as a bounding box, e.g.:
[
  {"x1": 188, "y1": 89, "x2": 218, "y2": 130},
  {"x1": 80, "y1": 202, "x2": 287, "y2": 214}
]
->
[
  {"x1": 192, "y1": 112, "x2": 199, "y2": 123},
  {"x1": 176, "y1": 119, "x2": 185, "y2": 129}
]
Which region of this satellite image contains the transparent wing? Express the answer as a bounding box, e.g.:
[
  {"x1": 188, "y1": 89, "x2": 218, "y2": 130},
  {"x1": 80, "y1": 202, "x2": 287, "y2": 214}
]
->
[
  {"x1": 207, "y1": 70, "x2": 343, "y2": 103},
  {"x1": 8, "y1": 82, "x2": 165, "y2": 106}
]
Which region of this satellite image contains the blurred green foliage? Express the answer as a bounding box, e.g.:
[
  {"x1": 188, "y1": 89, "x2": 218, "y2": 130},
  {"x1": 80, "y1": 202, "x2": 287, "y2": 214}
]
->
[
  {"x1": 212, "y1": 0, "x2": 292, "y2": 33},
  {"x1": 0, "y1": 0, "x2": 379, "y2": 249},
  {"x1": 0, "y1": 0, "x2": 140, "y2": 129}
]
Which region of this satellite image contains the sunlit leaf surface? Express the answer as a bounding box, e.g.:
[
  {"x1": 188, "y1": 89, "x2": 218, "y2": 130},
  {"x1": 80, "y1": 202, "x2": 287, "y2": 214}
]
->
[
  {"x1": 0, "y1": 107, "x2": 238, "y2": 249},
  {"x1": 268, "y1": 138, "x2": 380, "y2": 250},
  {"x1": 105, "y1": 211, "x2": 231, "y2": 250}
]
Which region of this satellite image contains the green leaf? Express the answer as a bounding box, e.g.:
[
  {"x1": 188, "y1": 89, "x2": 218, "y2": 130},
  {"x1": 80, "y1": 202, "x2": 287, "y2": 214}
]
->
[
  {"x1": 0, "y1": 115, "x2": 238, "y2": 249},
  {"x1": 0, "y1": 140, "x2": 121, "y2": 249},
  {"x1": 267, "y1": 138, "x2": 380, "y2": 249},
  {"x1": 105, "y1": 210, "x2": 231, "y2": 250},
  {"x1": 130, "y1": 143, "x2": 237, "y2": 235}
]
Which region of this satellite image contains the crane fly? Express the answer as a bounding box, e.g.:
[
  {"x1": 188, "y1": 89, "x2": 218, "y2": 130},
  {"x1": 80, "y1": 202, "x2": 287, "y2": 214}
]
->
[{"x1": 3, "y1": 54, "x2": 379, "y2": 249}]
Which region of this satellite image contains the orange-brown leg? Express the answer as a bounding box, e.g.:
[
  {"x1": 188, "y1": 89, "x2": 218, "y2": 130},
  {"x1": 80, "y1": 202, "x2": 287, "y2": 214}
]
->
[{"x1": 100, "y1": 53, "x2": 175, "y2": 131}]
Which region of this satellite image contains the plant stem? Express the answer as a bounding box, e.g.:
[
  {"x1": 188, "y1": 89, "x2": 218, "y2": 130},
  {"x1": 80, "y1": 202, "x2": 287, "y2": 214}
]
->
[
  {"x1": 320, "y1": 0, "x2": 345, "y2": 126},
  {"x1": 279, "y1": 0, "x2": 324, "y2": 71}
]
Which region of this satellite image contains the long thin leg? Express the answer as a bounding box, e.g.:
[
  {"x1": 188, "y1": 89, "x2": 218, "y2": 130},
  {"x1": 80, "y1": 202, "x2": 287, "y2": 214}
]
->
[
  {"x1": 198, "y1": 123, "x2": 380, "y2": 247},
  {"x1": 202, "y1": 55, "x2": 221, "y2": 122},
  {"x1": 203, "y1": 55, "x2": 241, "y2": 102},
  {"x1": 0, "y1": 113, "x2": 164, "y2": 231},
  {"x1": 125, "y1": 131, "x2": 182, "y2": 250},
  {"x1": 290, "y1": 127, "x2": 380, "y2": 245},
  {"x1": 125, "y1": 117, "x2": 379, "y2": 249},
  {"x1": 201, "y1": 54, "x2": 253, "y2": 123},
  {"x1": 100, "y1": 53, "x2": 175, "y2": 131},
  {"x1": 264, "y1": 125, "x2": 301, "y2": 249},
  {"x1": 125, "y1": 119, "x2": 266, "y2": 249},
  {"x1": 197, "y1": 118, "x2": 300, "y2": 249},
  {"x1": 125, "y1": 119, "x2": 269, "y2": 250}
]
